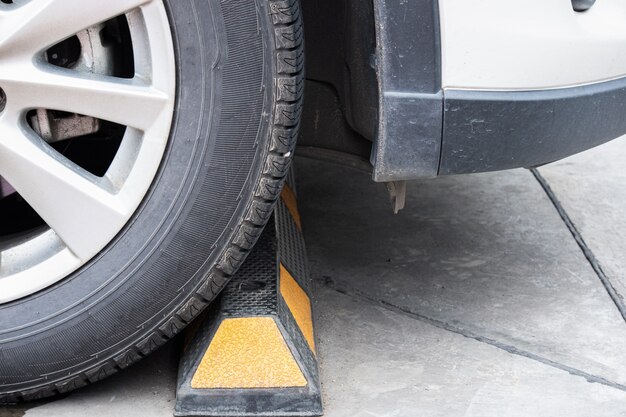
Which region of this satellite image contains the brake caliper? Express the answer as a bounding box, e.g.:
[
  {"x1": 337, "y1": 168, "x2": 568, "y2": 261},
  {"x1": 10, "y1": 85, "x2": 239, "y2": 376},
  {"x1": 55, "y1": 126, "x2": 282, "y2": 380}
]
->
[{"x1": 30, "y1": 23, "x2": 115, "y2": 143}]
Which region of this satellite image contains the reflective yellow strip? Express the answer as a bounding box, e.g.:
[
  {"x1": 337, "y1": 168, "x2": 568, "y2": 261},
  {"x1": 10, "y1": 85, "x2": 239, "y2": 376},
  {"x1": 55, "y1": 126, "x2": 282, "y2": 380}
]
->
[
  {"x1": 191, "y1": 317, "x2": 307, "y2": 389},
  {"x1": 279, "y1": 264, "x2": 315, "y2": 353},
  {"x1": 280, "y1": 184, "x2": 302, "y2": 231}
]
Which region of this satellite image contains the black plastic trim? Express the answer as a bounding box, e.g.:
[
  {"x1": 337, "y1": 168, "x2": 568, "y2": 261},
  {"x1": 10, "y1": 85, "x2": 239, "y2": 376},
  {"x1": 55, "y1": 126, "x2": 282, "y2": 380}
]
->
[
  {"x1": 371, "y1": 0, "x2": 443, "y2": 181},
  {"x1": 572, "y1": 0, "x2": 596, "y2": 12},
  {"x1": 439, "y1": 77, "x2": 626, "y2": 175}
]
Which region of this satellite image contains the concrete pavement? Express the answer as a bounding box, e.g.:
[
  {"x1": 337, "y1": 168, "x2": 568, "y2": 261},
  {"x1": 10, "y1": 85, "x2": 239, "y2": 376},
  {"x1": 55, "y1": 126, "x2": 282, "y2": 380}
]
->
[{"x1": 7, "y1": 136, "x2": 626, "y2": 417}]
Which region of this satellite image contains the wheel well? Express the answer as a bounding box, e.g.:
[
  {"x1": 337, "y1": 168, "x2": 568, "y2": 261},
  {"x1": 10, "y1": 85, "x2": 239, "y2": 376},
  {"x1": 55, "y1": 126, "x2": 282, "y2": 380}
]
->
[{"x1": 298, "y1": 0, "x2": 378, "y2": 167}]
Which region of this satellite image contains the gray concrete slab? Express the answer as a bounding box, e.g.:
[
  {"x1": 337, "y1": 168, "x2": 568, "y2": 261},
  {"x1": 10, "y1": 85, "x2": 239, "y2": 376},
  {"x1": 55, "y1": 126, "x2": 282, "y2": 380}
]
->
[
  {"x1": 538, "y1": 135, "x2": 626, "y2": 310},
  {"x1": 315, "y1": 285, "x2": 626, "y2": 417},
  {"x1": 295, "y1": 158, "x2": 626, "y2": 388}
]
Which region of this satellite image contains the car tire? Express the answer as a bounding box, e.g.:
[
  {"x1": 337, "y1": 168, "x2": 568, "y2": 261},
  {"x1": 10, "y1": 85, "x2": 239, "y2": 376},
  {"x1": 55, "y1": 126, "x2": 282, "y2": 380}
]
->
[{"x1": 0, "y1": 0, "x2": 303, "y2": 402}]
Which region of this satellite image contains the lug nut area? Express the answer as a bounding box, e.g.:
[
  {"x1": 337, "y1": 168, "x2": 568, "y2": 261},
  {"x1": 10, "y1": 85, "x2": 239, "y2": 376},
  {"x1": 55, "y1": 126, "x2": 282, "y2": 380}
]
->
[{"x1": 0, "y1": 88, "x2": 6, "y2": 113}]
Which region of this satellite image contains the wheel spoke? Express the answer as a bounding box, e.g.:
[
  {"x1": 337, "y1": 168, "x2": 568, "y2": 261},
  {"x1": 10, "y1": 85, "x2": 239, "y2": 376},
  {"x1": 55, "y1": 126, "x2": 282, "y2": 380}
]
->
[
  {"x1": 3, "y1": 66, "x2": 169, "y2": 131},
  {"x1": 0, "y1": 0, "x2": 152, "y2": 56},
  {"x1": 0, "y1": 122, "x2": 129, "y2": 260}
]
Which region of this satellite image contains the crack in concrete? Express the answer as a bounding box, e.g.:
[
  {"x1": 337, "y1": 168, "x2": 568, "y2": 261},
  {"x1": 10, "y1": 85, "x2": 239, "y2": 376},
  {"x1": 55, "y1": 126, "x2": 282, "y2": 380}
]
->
[
  {"x1": 316, "y1": 275, "x2": 626, "y2": 393},
  {"x1": 531, "y1": 168, "x2": 626, "y2": 323}
]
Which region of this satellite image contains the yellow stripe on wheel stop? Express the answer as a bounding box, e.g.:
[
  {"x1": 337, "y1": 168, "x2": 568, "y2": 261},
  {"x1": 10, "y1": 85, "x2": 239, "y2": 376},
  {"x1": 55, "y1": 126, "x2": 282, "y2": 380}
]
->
[
  {"x1": 280, "y1": 263, "x2": 316, "y2": 354},
  {"x1": 191, "y1": 317, "x2": 307, "y2": 389},
  {"x1": 280, "y1": 184, "x2": 302, "y2": 230}
]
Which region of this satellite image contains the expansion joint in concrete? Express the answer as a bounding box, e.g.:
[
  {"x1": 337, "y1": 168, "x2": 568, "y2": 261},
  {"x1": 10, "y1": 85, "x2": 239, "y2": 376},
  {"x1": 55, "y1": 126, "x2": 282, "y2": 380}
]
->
[
  {"x1": 316, "y1": 275, "x2": 626, "y2": 393},
  {"x1": 531, "y1": 168, "x2": 626, "y2": 324}
]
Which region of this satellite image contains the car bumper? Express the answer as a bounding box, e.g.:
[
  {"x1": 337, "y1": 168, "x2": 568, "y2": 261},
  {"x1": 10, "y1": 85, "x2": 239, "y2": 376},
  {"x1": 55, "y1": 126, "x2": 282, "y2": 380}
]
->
[{"x1": 371, "y1": 0, "x2": 626, "y2": 181}]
